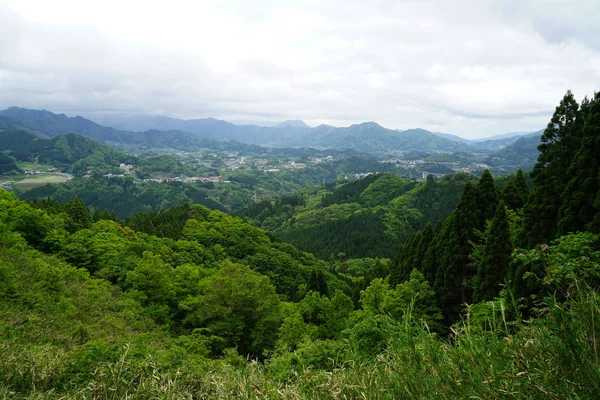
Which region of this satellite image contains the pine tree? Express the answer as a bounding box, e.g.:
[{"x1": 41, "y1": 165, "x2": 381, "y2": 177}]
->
[
  {"x1": 390, "y1": 233, "x2": 419, "y2": 286},
  {"x1": 307, "y1": 269, "x2": 329, "y2": 297},
  {"x1": 472, "y1": 201, "x2": 513, "y2": 303},
  {"x1": 475, "y1": 169, "x2": 499, "y2": 229},
  {"x1": 434, "y1": 182, "x2": 478, "y2": 322},
  {"x1": 502, "y1": 169, "x2": 529, "y2": 211},
  {"x1": 522, "y1": 90, "x2": 584, "y2": 246},
  {"x1": 421, "y1": 221, "x2": 442, "y2": 285},
  {"x1": 414, "y1": 222, "x2": 435, "y2": 272},
  {"x1": 558, "y1": 93, "x2": 600, "y2": 235},
  {"x1": 67, "y1": 197, "x2": 92, "y2": 232}
]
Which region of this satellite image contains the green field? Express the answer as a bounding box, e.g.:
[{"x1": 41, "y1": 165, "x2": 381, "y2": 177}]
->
[
  {"x1": 15, "y1": 161, "x2": 55, "y2": 172},
  {"x1": 0, "y1": 173, "x2": 70, "y2": 191}
]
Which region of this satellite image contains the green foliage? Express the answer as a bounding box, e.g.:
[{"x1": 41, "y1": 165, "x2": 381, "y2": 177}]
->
[
  {"x1": 473, "y1": 201, "x2": 513, "y2": 303},
  {"x1": 523, "y1": 90, "x2": 585, "y2": 246},
  {"x1": 23, "y1": 178, "x2": 225, "y2": 218},
  {"x1": 384, "y1": 269, "x2": 441, "y2": 329},
  {"x1": 510, "y1": 232, "x2": 600, "y2": 306},
  {"x1": 3, "y1": 89, "x2": 600, "y2": 398},
  {"x1": 434, "y1": 182, "x2": 478, "y2": 322},
  {"x1": 502, "y1": 169, "x2": 529, "y2": 210},
  {"x1": 487, "y1": 132, "x2": 542, "y2": 172},
  {"x1": 0, "y1": 153, "x2": 20, "y2": 174},
  {"x1": 241, "y1": 172, "x2": 475, "y2": 259},
  {"x1": 196, "y1": 262, "x2": 281, "y2": 358},
  {"x1": 2, "y1": 180, "x2": 600, "y2": 398},
  {"x1": 0, "y1": 129, "x2": 135, "y2": 175},
  {"x1": 475, "y1": 169, "x2": 499, "y2": 228},
  {"x1": 558, "y1": 93, "x2": 600, "y2": 235}
]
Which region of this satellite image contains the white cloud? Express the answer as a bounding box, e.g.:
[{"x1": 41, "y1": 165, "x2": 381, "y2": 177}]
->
[{"x1": 0, "y1": 0, "x2": 599, "y2": 138}]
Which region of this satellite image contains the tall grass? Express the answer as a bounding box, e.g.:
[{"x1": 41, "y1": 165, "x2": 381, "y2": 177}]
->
[{"x1": 2, "y1": 288, "x2": 599, "y2": 399}]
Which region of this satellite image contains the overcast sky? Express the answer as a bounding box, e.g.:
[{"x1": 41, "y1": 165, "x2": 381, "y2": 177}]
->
[{"x1": 1, "y1": 0, "x2": 599, "y2": 138}]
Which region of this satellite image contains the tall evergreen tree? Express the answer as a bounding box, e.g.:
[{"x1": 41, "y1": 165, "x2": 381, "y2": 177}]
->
[
  {"x1": 475, "y1": 169, "x2": 499, "y2": 229},
  {"x1": 421, "y1": 221, "x2": 443, "y2": 285},
  {"x1": 434, "y1": 182, "x2": 478, "y2": 322},
  {"x1": 390, "y1": 233, "x2": 419, "y2": 286},
  {"x1": 307, "y1": 269, "x2": 329, "y2": 297},
  {"x1": 67, "y1": 197, "x2": 92, "y2": 232},
  {"x1": 558, "y1": 93, "x2": 600, "y2": 235},
  {"x1": 502, "y1": 169, "x2": 529, "y2": 211},
  {"x1": 523, "y1": 90, "x2": 583, "y2": 246},
  {"x1": 472, "y1": 201, "x2": 513, "y2": 303},
  {"x1": 414, "y1": 222, "x2": 435, "y2": 272}
]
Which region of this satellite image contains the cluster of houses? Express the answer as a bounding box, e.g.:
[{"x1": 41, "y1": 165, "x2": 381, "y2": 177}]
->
[
  {"x1": 383, "y1": 158, "x2": 491, "y2": 175},
  {"x1": 140, "y1": 176, "x2": 222, "y2": 184}
]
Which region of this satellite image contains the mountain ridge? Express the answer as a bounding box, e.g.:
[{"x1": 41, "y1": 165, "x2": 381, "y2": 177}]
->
[{"x1": 0, "y1": 106, "x2": 541, "y2": 157}]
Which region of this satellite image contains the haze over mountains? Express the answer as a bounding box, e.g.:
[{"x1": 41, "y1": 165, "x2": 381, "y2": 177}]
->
[{"x1": 0, "y1": 107, "x2": 542, "y2": 160}]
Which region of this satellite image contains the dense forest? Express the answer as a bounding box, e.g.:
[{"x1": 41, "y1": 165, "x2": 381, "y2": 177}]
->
[
  {"x1": 237, "y1": 172, "x2": 488, "y2": 258},
  {"x1": 1, "y1": 90, "x2": 600, "y2": 398},
  {"x1": 0, "y1": 128, "x2": 137, "y2": 175}
]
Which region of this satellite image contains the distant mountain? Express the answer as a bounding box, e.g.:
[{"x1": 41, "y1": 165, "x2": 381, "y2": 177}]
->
[
  {"x1": 486, "y1": 130, "x2": 543, "y2": 171},
  {"x1": 276, "y1": 120, "x2": 310, "y2": 129},
  {"x1": 83, "y1": 113, "x2": 478, "y2": 154},
  {"x1": 0, "y1": 107, "x2": 131, "y2": 143},
  {"x1": 0, "y1": 108, "x2": 476, "y2": 156},
  {"x1": 321, "y1": 124, "x2": 473, "y2": 154},
  {"x1": 431, "y1": 129, "x2": 542, "y2": 151},
  {"x1": 0, "y1": 107, "x2": 542, "y2": 159},
  {"x1": 0, "y1": 115, "x2": 26, "y2": 131},
  {"x1": 473, "y1": 130, "x2": 537, "y2": 142},
  {"x1": 431, "y1": 131, "x2": 472, "y2": 144},
  {"x1": 469, "y1": 135, "x2": 526, "y2": 151},
  {"x1": 0, "y1": 108, "x2": 356, "y2": 159}
]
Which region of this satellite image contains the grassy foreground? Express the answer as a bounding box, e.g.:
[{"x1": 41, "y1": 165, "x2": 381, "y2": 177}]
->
[{"x1": 2, "y1": 290, "x2": 598, "y2": 399}]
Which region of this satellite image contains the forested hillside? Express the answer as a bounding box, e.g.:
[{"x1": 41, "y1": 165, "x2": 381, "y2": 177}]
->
[
  {"x1": 1, "y1": 90, "x2": 600, "y2": 399},
  {"x1": 0, "y1": 128, "x2": 135, "y2": 175},
  {"x1": 487, "y1": 131, "x2": 543, "y2": 171},
  {"x1": 238, "y1": 172, "x2": 478, "y2": 258}
]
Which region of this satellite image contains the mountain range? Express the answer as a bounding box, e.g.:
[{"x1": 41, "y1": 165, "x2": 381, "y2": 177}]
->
[{"x1": 0, "y1": 107, "x2": 543, "y2": 163}]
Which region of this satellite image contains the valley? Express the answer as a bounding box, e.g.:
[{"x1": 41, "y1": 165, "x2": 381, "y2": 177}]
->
[{"x1": 0, "y1": 92, "x2": 599, "y2": 399}]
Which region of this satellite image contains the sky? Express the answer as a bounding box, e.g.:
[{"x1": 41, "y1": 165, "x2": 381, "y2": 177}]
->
[{"x1": 0, "y1": 0, "x2": 599, "y2": 139}]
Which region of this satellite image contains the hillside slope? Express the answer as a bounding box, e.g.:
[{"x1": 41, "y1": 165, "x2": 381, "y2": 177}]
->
[{"x1": 238, "y1": 172, "x2": 477, "y2": 258}]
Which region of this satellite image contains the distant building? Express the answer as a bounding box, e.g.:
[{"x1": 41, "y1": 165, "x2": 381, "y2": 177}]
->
[{"x1": 119, "y1": 163, "x2": 134, "y2": 173}]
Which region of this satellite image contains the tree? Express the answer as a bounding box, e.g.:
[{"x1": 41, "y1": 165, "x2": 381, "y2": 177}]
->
[
  {"x1": 421, "y1": 221, "x2": 443, "y2": 286},
  {"x1": 198, "y1": 262, "x2": 281, "y2": 358},
  {"x1": 359, "y1": 278, "x2": 389, "y2": 315},
  {"x1": 390, "y1": 233, "x2": 420, "y2": 287},
  {"x1": 434, "y1": 182, "x2": 478, "y2": 323},
  {"x1": 125, "y1": 251, "x2": 176, "y2": 325},
  {"x1": 66, "y1": 197, "x2": 92, "y2": 232},
  {"x1": 558, "y1": 93, "x2": 600, "y2": 235},
  {"x1": 502, "y1": 169, "x2": 529, "y2": 211},
  {"x1": 523, "y1": 90, "x2": 583, "y2": 246},
  {"x1": 307, "y1": 269, "x2": 329, "y2": 296},
  {"x1": 475, "y1": 169, "x2": 499, "y2": 229},
  {"x1": 383, "y1": 269, "x2": 441, "y2": 329},
  {"x1": 414, "y1": 222, "x2": 435, "y2": 272},
  {"x1": 472, "y1": 201, "x2": 513, "y2": 303}
]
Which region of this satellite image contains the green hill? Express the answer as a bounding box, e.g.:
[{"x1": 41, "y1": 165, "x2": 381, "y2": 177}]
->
[
  {"x1": 487, "y1": 130, "x2": 542, "y2": 171},
  {"x1": 0, "y1": 128, "x2": 135, "y2": 175},
  {"x1": 238, "y1": 172, "x2": 477, "y2": 258}
]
